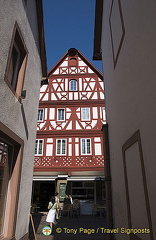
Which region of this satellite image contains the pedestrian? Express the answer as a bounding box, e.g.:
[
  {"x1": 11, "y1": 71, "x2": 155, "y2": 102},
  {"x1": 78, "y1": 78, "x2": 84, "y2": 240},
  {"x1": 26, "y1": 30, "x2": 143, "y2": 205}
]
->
[
  {"x1": 55, "y1": 192, "x2": 60, "y2": 221},
  {"x1": 46, "y1": 196, "x2": 57, "y2": 229},
  {"x1": 65, "y1": 194, "x2": 73, "y2": 204},
  {"x1": 68, "y1": 194, "x2": 73, "y2": 204}
]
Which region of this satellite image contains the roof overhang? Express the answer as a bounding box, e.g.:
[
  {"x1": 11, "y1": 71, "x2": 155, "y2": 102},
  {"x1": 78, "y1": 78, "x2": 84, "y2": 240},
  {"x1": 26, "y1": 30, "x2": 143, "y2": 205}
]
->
[
  {"x1": 93, "y1": 0, "x2": 103, "y2": 60},
  {"x1": 33, "y1": 176, "x2": 105, "y2": 181},
  {"x1": 35, "y1": 0, "x2": 47, "y2": 78}
]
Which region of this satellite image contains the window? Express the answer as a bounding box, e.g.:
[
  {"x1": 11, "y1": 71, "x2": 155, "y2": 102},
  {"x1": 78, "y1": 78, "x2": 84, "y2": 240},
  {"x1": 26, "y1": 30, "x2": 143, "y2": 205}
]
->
[
  {"x1": 81, "y1": 139, "x2": 91, "y2": 155},
  {"x1": 35, "y1": 140, "x2": 43, "y2": 155},
  {"x1": 57, "y1": 109, "x2": 65, "y2": 121},
  {"x1": 56, "y1": 139, "x2": 66, "y2": 155},
  {"x1": 38, "y1": 109, "x2": 44, "y2": 121},
  {"x1": 5, "y1": 23, "x2": 28, "y2": 99},
  {"x1": 69, "y1": 57, "x2": 77, "y2": 66},
  {"x1": 81, "y1": 108, "x2": 90, "y2": 121},
  {"x1": 70, "y1": 79, "x2": 77, "y2": 91}
]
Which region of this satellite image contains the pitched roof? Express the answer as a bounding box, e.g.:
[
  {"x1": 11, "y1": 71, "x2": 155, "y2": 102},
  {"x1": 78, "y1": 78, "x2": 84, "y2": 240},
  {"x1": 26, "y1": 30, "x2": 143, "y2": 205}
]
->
[{"x1": 48, "y1": 48, "x2": 103, "y2": 80}]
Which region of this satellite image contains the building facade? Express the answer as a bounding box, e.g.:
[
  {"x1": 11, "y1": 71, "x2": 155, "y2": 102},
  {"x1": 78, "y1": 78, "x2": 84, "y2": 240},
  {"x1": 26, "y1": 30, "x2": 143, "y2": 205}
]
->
[
  {"x1": 33, "y1": 48, "x2": 106, "y2": 211},
  {"x1": 0, "y1": 0, "x2": 47, "y2": 239},
  {"x1": 94, "y1": 0, "x2": 156, "y2": 240}
]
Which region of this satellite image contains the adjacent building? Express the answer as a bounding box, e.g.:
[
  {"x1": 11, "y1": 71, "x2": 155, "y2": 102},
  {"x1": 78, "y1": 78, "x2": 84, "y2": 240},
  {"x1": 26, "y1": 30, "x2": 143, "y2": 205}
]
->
[
  {"x1": 94, "y1": 0, "x2": 156, "y2": 239},
  {"x1": 33, "y1": 48, "x2": 106, "y2": 212},
  {"x1": 0, "y1": 0, "x2": 47, "y2": 239}
]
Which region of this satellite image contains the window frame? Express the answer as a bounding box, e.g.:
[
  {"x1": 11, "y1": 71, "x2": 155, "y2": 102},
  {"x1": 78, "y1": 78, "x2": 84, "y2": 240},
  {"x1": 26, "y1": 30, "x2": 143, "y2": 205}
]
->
[
  {"x1": 56, "y1": 139, "x2": 66, "y2": 155},
  {"x1": 0, "y1": 123, "x2": 24, "y2": 238},
  {"x1": 35, "y1": 139, "x2": 44, "y2": 156},
  {"x1": 4, "y1": 22, "x2": 28, "y2": 102},
  {"x1": 57, "y1": 108, "x2": 65, "y2": 121},
  {"x1": 69, "y1": 79, "x2": 77, "y2": 91},
  {"x1": 81, "y1": 108, "x2": 90, "y2": 121},
  {"x1": 38, "y1": 109, "x2": 44, "y2": 122},
  {"x1": 81, "y1": 138, "x2": 91, "y2": 155}
]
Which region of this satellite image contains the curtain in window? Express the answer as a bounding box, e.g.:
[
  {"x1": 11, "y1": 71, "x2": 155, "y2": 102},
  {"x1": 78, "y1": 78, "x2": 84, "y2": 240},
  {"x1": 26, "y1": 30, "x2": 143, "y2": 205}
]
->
[
  {"x1": 57, "y1": 140, "x2": 61, "y2": 154},
  {"x1": 38, "y1": 109, "x2": 43, "y2": 121},
  {"x1": 35, "y1": 140, "x2": 43, "y2": 155},
  {"x1": 62, "y1": 140, "x2": 66, "y2": 154},
  {"x1": 81, "y1": 139, "x2": 91, "y2": 154},
  {"x1": 82, "y1": 139, "x2": 86, "y2": 154},
  {"x1": 70, "y1": 79, "x2": 77, "y2": 91},
  {"x1": 82, "y1": 108, "x2": 90, "y2": 120},
  {"x1": 39, "y1": 140, "x2": 43, "y2": 154},
  {"x1": 57, "y1": 139, "x2": 66, "y2": 155},
  {"x1": 58, "y1": 109, "x2": 65, "y2": 120},
  {"x1": 86, "y1": 139, "x2": 91, "y2": 154}
]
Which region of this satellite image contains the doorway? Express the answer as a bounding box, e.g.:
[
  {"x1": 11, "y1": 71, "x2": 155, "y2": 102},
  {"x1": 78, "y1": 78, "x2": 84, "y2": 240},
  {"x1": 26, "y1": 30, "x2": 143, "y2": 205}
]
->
[{"x1": 32, "y1": 181, "x2": 55, "y2": 211}]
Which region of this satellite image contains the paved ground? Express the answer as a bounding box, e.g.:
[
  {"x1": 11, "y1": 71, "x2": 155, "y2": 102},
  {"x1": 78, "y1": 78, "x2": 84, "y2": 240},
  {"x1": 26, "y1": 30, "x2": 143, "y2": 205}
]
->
[{"x1": 29, "y1": 212, "x2": 109, "y2": 240}]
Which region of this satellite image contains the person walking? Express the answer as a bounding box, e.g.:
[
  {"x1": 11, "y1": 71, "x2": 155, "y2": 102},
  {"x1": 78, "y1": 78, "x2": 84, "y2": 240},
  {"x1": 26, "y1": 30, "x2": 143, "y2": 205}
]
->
[
  {"x1": 46, "y1": 196, "x2": 57, "y2": 229},
  {"x1": 55, "y1": 192, "x2": 60, "y2": 221}
]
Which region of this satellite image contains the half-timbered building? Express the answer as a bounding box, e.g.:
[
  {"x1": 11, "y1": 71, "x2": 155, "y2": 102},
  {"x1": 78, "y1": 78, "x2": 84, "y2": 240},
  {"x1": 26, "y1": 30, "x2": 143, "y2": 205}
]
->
[{"x1": 33, "y1": 48, "x2": 105, "y2": 210}]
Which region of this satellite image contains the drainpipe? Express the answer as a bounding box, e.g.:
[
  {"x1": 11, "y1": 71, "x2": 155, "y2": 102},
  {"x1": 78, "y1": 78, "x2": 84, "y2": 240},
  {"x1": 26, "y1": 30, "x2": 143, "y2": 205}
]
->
[{"x1": 102, "y1": 124, "x2": 114, "y2": 240}]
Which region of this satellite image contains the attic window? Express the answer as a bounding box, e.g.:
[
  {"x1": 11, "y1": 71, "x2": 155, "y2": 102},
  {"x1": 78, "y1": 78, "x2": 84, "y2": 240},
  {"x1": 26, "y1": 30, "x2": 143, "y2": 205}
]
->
[{"x1": 69, "y1": 58, "x2": 77, "y2": 66}]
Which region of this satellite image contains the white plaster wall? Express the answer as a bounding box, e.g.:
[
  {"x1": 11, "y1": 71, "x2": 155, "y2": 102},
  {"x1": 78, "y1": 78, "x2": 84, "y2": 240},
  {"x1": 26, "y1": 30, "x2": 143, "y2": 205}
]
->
[
  {"x1": 0, "y1": 0, "x2": 43, "y2": 239},
  {"x1": 125, "y1": 142, "x2": 149, "y2": 240},
  {"x1": 95, "y1": 143, "x2": 101, "y2": 155},
  {"x1": 101, "y1": 0, "x2": 156, "y2": 239}
]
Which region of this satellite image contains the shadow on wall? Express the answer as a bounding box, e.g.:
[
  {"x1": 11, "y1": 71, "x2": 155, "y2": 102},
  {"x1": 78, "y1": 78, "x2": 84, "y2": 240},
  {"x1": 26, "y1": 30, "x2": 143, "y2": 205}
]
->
[{"x1": 21, "y1": 104, "x2": 29, "y2": 140}]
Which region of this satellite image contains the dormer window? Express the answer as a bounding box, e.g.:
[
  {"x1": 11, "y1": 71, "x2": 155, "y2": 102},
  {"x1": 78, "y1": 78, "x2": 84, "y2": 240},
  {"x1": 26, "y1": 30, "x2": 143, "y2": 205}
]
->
[{"x1": 70, "y1": 79, "x2": 77, "y2": 91}]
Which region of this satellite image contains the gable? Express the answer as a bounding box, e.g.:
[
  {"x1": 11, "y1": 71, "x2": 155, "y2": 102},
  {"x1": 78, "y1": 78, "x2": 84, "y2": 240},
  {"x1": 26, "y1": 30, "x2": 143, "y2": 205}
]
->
[{"x1": 48, "y1": 48, "x2": 103, "y2": 79}]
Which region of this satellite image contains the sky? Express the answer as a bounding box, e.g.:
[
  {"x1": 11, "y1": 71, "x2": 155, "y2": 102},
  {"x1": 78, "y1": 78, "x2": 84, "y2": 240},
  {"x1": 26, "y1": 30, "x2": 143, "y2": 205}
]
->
[{"x1": 43, "y1": 0, "x2": 102, "y2": 73}]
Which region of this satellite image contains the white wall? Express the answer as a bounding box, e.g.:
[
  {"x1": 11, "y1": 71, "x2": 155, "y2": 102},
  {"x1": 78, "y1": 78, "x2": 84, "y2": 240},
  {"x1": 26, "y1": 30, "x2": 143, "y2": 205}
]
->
[{"x1": 101, "y1": 0, "x2": 156, "y2": 239}]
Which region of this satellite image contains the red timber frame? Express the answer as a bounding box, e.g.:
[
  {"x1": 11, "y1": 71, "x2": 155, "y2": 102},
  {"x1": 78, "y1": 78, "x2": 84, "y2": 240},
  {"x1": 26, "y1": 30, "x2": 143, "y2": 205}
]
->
[{"x1": 34, "y1": 48, "x2": 105, "y2": 175}]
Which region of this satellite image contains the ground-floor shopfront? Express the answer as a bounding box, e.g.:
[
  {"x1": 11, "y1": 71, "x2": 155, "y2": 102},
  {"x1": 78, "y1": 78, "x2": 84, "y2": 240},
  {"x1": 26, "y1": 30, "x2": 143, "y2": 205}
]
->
[{"x1": 32, "y1": 173, "x2": 105, "y2": 215}]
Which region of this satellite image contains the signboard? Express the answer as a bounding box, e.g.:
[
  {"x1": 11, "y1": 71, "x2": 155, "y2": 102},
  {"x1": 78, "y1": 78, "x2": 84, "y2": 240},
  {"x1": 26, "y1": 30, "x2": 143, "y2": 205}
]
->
[{"x1": 59, "y1": 183, "x2": 66, "y2": 202}]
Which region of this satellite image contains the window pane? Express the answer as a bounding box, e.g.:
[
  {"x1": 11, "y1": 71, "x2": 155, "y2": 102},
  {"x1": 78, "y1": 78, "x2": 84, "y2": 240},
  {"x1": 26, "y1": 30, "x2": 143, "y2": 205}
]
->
[
  {"x1": 35, "y1": 140, "x2": 43, "y2": 155},
  {"x1": 57, "y1": 140, "x2": 61, "y2": 154},
  {"x1": 57, "y1": 139, "x2": 66, "y2": 155},
  {"x1": 82, "y1": 139, "x2": 86, "y2": 154},
  {"x1": 11, "y1": 45, "x2": 20, "y2": 90},
  {"x1": 35, "y1": 140, "x2": 38, "y2": 154},
  {"x1": 38, "y1": 109, "x2": 43, "y2": 121},
  {"x1": 87, "y1": 139, "x2": 91, "y2": 154},
  {"x1": 58, "y1": 109, "x2": 64, "y2": 120},
  {"x1": 82, "y1": 108, "x2": 90, "y2": 120},
  {"x1": 38, "y1": 140, "x2": 43, "y2": 154},
  {"x1": 70, "y1": 80, "x2": 77, "y2": 91},
  {"x1": 81, "y1": 139, "x2": 91, "y2": 154},
  {"x1": 62, "y1": 140, "x2": 66, "y2": 154}
]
